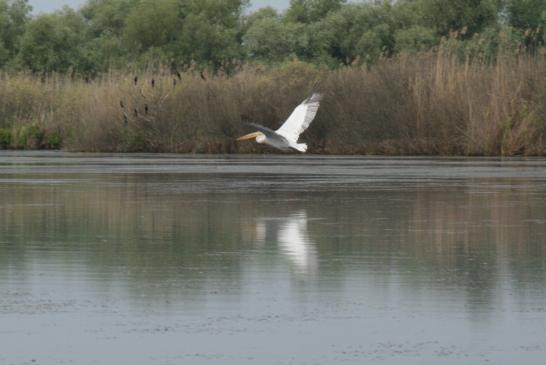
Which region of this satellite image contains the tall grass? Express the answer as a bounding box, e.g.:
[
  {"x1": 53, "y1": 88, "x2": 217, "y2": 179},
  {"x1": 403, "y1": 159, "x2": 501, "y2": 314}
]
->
[{"x1": 0, "y1": 50, "x2": 545, "y2": 155}]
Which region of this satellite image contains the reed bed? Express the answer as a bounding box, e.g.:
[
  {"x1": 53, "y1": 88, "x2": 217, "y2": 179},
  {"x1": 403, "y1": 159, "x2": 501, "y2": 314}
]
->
[{"x1": 0, "y1": 51, "x2": 545, "y2": 155}]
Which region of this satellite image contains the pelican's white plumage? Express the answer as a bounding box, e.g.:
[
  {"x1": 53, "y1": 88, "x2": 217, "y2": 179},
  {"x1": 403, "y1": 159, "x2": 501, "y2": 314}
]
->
[
  {"x1": 276, "y1": 93, "x2": 322, "y2": 144},
  {"x1": 237, "y1": 93, "x2": 323, "y2": 153}
]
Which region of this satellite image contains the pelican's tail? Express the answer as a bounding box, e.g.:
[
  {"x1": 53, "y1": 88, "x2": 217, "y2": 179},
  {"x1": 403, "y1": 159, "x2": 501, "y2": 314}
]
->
[{"x1": 294, "y1": 143, "x2": 308, "y2": 153}]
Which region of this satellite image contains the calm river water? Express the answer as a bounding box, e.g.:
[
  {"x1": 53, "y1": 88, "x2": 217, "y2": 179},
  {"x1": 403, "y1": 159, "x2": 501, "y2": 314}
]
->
[{"x1": 1, "y1": 152, "x2": 546, "y2": 364}]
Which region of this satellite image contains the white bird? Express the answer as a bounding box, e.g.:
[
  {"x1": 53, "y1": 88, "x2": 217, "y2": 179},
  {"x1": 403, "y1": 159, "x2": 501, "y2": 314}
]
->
[{"x1": 237, "y1": 93, "x2": 323, "y2": 153}]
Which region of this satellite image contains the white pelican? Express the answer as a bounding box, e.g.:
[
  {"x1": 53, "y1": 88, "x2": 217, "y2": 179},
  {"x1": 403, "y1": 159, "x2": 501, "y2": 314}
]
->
[{"x1": 237, "y1": 93, "x2": 323, "y2": 152}]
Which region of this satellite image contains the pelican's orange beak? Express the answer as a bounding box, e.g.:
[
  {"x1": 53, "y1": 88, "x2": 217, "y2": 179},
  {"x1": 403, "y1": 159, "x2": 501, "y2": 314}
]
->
[{"x1": 237, "y1": 131, "x2": 263, "y2": 141}]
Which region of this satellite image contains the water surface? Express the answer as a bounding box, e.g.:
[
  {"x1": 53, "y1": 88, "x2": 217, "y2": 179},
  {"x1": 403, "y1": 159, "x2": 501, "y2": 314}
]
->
[{"x1": 1, "y1": 152, "x2": 546, "y2": 364}]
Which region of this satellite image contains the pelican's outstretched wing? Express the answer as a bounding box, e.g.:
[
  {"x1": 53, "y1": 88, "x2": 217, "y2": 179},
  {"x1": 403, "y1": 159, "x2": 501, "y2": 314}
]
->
[{"x1": 276, "y1": 93, "x2": 323, "y2": 143}]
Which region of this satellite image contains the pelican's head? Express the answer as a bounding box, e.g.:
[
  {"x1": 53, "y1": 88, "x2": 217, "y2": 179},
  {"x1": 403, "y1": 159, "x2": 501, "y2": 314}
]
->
[{"x1": 237, "y1": 131, "x2": 266, "y2": 144}]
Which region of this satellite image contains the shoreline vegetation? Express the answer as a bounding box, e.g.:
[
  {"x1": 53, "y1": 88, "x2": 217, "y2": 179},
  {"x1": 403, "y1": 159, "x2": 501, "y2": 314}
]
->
[
  {"x1": 1, "y1": 50, "x2": 545, "y2": 156},
  {"x1": 0, "y1": 0, "x2": 545, "y2": 155}
]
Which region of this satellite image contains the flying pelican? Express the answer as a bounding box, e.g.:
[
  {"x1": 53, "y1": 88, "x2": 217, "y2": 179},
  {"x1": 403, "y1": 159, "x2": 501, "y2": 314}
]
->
[{"x1": 237, "y1": 93, "x2": 323, "y2": 152}]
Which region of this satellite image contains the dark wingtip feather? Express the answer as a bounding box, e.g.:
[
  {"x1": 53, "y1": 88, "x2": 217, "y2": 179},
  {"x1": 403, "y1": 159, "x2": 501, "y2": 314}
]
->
[{"x1": 305, "y1": 93, "x2": 323, "y2": 104}]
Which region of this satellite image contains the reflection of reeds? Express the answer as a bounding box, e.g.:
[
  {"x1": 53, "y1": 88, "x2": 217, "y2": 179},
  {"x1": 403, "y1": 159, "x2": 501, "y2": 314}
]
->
[
  {"x1": 1, "y1": 178, "x2": 546, "y2": 309},
  {"x1": 2, "y1": 181, "x2": 544, "y2": 268},
  {"x1": 0, "y1": 51, "x2": 545, "y2": 155}
]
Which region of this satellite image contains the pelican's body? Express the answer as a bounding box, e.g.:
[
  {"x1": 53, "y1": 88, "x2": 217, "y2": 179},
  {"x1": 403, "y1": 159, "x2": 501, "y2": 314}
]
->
[{"x1": 237, "y1": 93, "x2": 323, "y2": 153}]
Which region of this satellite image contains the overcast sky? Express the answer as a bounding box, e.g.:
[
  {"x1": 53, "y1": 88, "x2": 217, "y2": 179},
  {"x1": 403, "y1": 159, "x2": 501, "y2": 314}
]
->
[{"x1": 29, "y1": 0, "x2": 290, "y2": 13}]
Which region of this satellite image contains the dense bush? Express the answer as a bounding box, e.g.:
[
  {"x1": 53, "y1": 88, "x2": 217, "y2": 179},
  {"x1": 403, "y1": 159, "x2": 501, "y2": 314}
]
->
[{"x1": 0, "y1": 128, "x2": 10, "y2": 148}]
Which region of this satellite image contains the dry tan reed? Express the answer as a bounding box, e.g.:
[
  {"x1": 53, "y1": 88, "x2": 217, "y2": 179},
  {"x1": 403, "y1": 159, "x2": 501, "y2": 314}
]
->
[{"x1": 0, "y1": 51, "x2": 545, "y2": 155}]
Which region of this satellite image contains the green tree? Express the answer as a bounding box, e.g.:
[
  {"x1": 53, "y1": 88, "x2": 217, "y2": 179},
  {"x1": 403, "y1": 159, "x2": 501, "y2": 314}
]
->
[
  {"x1": 123, "y1": 0, "x2": 247, "y2": 69},
  {"x1": 243, "y1": 6, "x2": 278, "y2": 30},
  {"x1": 244, "y1": 13, "x2": 306, "y2": 62},
  {"x1": 419, "y1": 0, "x2": 502, "y2": 37},
  {"x1": 505, "y1": 0, "x2": 546, "y2": 48},
  {"x1": 18, "y1": 7, "x2": 91, "y2": 73},
  {"x1": 286, "y1": 0, "x2": 346, "y2": 23},
  {"x1": 394, "y1": 25, "x2": 437, "y2": 53},
  {"x1": 124, "y1": 0, "x2": 179, "y2": 54},
  {"x1": 0, "y1": 0, "x2": 31, "y2": 67},
  {"x1": 244, "y1": 2, "x2": 337, "y2": 64},
  {"x1": 505, "y1": 0, "x2": 546, "y2": 29},
  {"x1": 1, "y1": 0, "x2": 544, "y2": 72},
  {"x1": 174, "y1": 0, "x2": 247, "y2": 69},
  {"x1": 77, "y1": 0, "x2": 138, "y2": 71},
  {"x1": 318, "y1": 2, "x2": 398, "y2": 65},
  {"x1": 82, "y1": 0, "x2": 136, "y2": 38}
]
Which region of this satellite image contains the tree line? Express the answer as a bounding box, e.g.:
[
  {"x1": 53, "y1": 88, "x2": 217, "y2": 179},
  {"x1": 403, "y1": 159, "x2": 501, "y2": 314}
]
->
[{"x1": 0, "y1": 0, "x2": 545, "y2": 75}]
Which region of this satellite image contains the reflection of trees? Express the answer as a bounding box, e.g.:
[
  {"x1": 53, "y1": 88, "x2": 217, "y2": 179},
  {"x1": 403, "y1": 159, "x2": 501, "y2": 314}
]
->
[
  {"x1": 0, "y1": 175, "x2": 251, "y2": 307},
  {"x1": 304, "y1": 181, "x2": 546, "y2": 311},
  {"x1": 1, "y1": 175, "x2": 545, "y2": 312}
]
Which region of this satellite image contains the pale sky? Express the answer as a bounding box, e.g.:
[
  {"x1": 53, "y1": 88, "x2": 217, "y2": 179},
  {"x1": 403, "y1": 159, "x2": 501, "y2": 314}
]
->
[{"x1": 29, "y1": 0, "x2": 290, "y2": 13}]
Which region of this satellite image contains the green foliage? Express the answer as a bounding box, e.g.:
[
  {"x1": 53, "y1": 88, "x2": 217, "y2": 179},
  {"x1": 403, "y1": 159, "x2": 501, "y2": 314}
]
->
[
  {"x1": 81, "y1": 0, "x2": 136, "y2": 37},
  {"x1": 505, "y1": 0, "x2": 546, "y2": 49},
  {"x1": 0, "y1": 124, "x2": 61, "y2": 149},
  {"x1": 174, "y1": 0, "x2": 247, "y2": 68},
  {"x1": 124, "y1": 0, "x2": 178, "y2": 54},
  {"x1": 506, "y1": 0, "x2": 546, "y2": 29},
  {"x1": 79, "y1": 0, "x2": 136, "y2": 70},
  {"x1": 46, "y1": 131, "x2": 62, "y2": 149},
  {"x1": 243, "y1": 6, "x2": 278, "y2": 29},
  {"x1": 0, "y1": 128, "x2": 10, "y2": 148},
  {"x1": 122, "y1": 0, "x2": 248, "y2": 69},
  {"x1": 317, "y1": 2, "x2": 398, "y2": 65},
  {"x1": 286, "y1": 0, "x2": 346, "y2": 23},
  {"x1": 18, "y1": 8, "x2": 91, "y2": 73},
  {"x1": 0, "y1": 0, "x2": 544, "y2": 74},
  {"x1": 0, "y1": 0, "x2": 32, "y2": 67},
  {"x1": 12, "y1": 124, "x2": 44, "y2": 149},
  {"x1": 419, "y1": 0, "x2": 502, "y2": 37},
  {"x1": 244, "y1": 15, "x2": 306, "y2": 62},
  {"x1": 395, "y1": 26, "x2": 437, "y2": 53},
  {"x1": 439, "y1": 25, "x2": 527, "y2": 62}
]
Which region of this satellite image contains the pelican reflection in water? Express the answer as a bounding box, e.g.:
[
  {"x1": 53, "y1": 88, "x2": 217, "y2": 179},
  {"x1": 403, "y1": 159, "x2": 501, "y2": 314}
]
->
[{"x1": 252, "y1": 211, "x2": 317, "y2": 274}]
